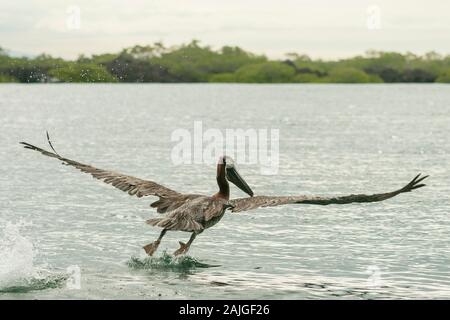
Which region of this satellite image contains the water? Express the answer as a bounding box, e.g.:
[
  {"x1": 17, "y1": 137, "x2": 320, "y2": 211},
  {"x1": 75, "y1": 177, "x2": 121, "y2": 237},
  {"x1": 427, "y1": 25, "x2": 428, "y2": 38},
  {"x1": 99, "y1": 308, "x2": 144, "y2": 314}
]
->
[{"x1": 0, "y1": 84, "x2": 449, "y2": 299}]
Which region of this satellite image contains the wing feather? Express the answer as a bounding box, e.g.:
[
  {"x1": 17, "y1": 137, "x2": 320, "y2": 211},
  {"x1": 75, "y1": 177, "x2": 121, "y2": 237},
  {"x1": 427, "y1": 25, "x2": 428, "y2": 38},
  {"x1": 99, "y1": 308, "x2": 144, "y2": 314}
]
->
[
  {"x1": 229, "y1": 174, "x2": 428, "y2": 213},
  {"x1": 20, "y1": 141, "x2": 180, "y2": 199}
]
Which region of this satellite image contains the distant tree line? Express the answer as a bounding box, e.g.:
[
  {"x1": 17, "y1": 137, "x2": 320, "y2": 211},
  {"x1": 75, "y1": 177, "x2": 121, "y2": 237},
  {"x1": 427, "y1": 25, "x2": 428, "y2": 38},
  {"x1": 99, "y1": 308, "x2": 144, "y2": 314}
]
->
[{"x1": 1, "y1": 41, "x2": 449, "y2": 83}]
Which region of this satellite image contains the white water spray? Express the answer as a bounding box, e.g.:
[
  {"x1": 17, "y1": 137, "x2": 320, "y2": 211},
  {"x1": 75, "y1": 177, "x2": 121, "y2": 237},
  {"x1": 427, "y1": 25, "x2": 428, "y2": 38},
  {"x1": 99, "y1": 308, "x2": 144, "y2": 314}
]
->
[{"x1": 0, "y1": 221, "x2": 37, "y2": 288}]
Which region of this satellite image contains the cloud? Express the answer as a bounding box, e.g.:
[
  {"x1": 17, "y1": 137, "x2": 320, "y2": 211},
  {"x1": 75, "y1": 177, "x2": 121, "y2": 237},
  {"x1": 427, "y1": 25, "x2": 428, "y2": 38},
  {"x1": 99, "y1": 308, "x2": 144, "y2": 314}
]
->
[{"x1": 1, "y1": 0, "x2": 449, "y2": 59}]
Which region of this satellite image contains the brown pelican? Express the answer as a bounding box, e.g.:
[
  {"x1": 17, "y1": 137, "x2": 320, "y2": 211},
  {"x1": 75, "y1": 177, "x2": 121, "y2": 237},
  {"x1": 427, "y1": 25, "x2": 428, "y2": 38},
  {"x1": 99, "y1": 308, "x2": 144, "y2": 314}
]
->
[{"x1": 20, "y1": 135, "x2": 428, "y2": 256}]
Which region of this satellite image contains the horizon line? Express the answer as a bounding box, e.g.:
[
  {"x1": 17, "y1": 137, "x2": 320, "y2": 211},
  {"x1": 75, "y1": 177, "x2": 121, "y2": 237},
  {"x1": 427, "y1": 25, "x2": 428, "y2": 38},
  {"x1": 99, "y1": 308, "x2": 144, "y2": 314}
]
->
[{"x1": 2, "y1": 42, "x2": 450, "y2": 62}]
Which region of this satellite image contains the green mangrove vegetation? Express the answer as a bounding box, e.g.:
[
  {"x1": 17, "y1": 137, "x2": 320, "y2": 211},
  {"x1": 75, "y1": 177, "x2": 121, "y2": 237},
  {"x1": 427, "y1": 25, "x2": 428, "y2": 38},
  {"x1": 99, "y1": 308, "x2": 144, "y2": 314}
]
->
[{"x1": 1, "y1": 41, "x2": 449, "y2": 83}]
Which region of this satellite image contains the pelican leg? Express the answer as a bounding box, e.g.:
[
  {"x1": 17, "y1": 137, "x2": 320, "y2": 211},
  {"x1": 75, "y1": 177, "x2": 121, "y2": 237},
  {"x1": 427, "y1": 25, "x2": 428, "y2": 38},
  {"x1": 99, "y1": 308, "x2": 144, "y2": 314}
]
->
[
  {"x1": 143, "y1": 229, "x2": 167, "y2": 256},
  {"x1": 174, "y1": 231, "x2": 200, "y2": 256}
]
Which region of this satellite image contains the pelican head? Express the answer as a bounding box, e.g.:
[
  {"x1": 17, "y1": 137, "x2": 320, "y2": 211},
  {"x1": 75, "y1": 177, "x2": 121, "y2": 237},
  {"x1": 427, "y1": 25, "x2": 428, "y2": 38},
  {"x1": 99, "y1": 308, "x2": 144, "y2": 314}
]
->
[{"x1": 220, "y1": 156, "x2": 254, "y2": 197}]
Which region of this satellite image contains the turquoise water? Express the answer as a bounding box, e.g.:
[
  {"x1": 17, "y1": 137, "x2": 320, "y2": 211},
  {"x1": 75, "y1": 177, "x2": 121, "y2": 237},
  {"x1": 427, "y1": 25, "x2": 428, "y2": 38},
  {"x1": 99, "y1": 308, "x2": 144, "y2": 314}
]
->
[{"x1": 0, "y1": 84, "x2": 449, "y2": 299}]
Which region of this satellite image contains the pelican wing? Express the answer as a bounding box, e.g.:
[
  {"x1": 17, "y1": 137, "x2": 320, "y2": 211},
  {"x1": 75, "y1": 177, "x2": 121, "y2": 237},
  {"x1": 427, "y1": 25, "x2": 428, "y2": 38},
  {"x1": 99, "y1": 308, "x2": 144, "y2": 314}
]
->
[
  {"x1": 20, "y1": 141, "x2": 180, "y2": 198},
  {"x1": 229, "y1": 174, "x2": 428, "y2": 213}
]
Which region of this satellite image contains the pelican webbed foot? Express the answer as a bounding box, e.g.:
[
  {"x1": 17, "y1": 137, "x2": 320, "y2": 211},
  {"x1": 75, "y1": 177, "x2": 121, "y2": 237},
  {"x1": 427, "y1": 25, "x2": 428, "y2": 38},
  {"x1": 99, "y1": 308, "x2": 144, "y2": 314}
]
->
[
  {"x1": 173, "y1": 231, "x2": 199, "y2": 256},
  {"x1": 173, "y1": 241, "x2": 190, "y2": 256},
  {"x1": 143, "y1": 229, "x2": 167, "y2": 256},
  {"x1": 143, "y1": 240, "x2": 161, "y2": 256}
]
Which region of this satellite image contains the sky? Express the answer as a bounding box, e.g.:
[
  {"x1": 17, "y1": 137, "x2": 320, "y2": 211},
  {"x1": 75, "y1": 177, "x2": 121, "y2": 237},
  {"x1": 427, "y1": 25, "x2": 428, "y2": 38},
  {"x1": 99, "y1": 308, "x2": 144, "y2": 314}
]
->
[{"x1": 1, "y1": 0, "x2": 449, "y2": 60}]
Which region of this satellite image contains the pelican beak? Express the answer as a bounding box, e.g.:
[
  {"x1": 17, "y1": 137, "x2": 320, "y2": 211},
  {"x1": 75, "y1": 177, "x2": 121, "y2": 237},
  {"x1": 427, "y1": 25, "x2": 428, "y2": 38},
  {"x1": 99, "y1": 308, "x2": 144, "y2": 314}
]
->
[{"x1": 226, "y1": 166, "x2": 254, "y2": 197}]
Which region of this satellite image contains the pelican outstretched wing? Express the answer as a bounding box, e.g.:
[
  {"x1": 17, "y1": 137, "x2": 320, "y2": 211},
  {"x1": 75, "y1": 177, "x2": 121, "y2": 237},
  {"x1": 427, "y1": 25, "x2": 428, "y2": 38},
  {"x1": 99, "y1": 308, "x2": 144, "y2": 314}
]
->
[
  {"x1": 229, "y1": 174, "x2": 428, "y2": 213},
  {"x1": 20, "y1": 138, "x2": 181, "y2": 199}
]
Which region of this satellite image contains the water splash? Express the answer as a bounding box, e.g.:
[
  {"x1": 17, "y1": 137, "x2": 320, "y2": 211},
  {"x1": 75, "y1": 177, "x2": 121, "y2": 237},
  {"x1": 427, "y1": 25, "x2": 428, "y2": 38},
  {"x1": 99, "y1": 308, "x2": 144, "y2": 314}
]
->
[
  {"x1": 0, "y1": 274, "x2": 68, "y2": 293},
  {"x1": 0, "y1": 221, "x2": 36, "y2": 287},
  {"x1": 127, "y1": 251, "x2": 220, "y2": 272},
  {"x1": 0, "y1": 221, "x2": 67, "y2": 293}
]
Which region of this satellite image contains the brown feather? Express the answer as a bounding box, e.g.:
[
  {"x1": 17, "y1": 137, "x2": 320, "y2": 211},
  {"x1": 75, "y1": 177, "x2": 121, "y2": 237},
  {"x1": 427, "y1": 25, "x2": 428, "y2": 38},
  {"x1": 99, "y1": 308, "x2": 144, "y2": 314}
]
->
[
  {"x1": 20, "y1": 141, "x2": 180, "y2": 199},
  {"x1": 229, "y1": 174, "x2": 429, "y2": 213}
]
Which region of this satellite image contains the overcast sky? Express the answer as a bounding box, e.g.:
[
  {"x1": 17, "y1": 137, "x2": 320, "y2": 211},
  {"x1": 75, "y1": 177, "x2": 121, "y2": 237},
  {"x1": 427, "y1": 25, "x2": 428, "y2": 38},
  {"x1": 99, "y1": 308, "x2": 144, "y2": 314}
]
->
[{"x1": 1, "y1": 0, "x2": 449, "y2": 59}]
